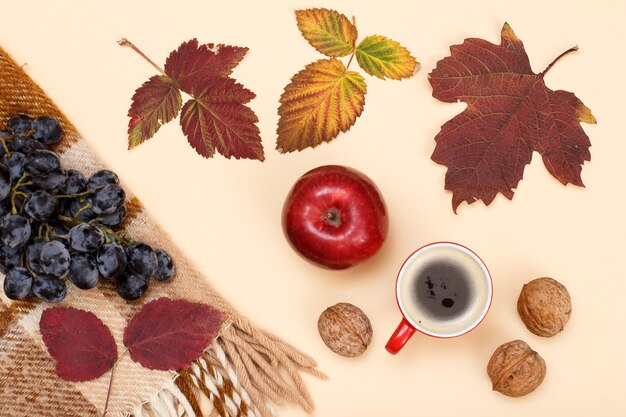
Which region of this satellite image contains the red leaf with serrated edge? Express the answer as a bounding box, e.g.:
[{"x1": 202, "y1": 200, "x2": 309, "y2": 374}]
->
[
  {"x1": 127, "y1": 75, "x2": 182, "y2": 149},
  {"x1": 123, "y1": 38, "x2": 262, "y2": 160},
  {"x1": 180, "y1": 76, "x2": 264, "y2": 160},
  {"x1": 164, "y1": 38, "x2": 248, "y2": 94},
  {"x1": 123, "y1": 298, "x2": 222, "y2": 371},
  {"x1": 40, "y1": 307, "x2": 117, "y2": 382},
  {"x1": 429, "y1": 23, "x2": 596, "y2": 212}
]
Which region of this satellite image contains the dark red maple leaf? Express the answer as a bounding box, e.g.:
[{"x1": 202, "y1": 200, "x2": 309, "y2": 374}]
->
[
  {"x1": 429, "y1": 23, "x2": 596, "y2": 212},
  {"x1": 180, "y1": 76, "x2": 264, "y2": 160},
  {"x1": 123, "y1": 297, "x2": 222, "y2": 371},
  {"x1": 121, "y1": 38, "x2": 262, "y2": 160},
  {"x1": 40, "y1": 307, "x2": 118, "y2": 382}
]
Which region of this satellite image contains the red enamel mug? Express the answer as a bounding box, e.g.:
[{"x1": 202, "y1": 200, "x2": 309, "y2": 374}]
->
[{"x1": 386, "y1": 242, "x2": 493, "y2": 354}]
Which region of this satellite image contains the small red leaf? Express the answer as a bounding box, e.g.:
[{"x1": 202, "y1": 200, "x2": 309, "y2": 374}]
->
[
  {"x1": 40, "y1": 307, "x2": 118, "y2": 382},
  {"x1": 180, "y1": 76, "x2": 264, "y2": 160},
  {"x1": 127, "y1": 75, "x2": 182, "y2": 149},
  {"x1": 123, "y1": 298, "x2": 222, "y2": 371},
  {"x1": 165, "y1": 38, "x2": 248, "y2": 94}
]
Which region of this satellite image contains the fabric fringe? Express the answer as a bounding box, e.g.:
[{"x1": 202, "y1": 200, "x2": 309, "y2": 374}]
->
[
  {"x1": 176, "y1": 317, "x2": 327, "y2": 417},
  {"x1": 128, "y1": 378, "x2": 197, "y2": 417}
]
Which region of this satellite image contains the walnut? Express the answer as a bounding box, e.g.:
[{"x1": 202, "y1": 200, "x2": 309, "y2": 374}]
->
[
  {"x1": 517, "y1": 277, "x2": 571, "y2": 337},
  {"x1": 487, "y1": 340, "x2": 546, "y2": 397},
  {"x1": 317, "y1": 302, "x2": 372, "y2": 357}
]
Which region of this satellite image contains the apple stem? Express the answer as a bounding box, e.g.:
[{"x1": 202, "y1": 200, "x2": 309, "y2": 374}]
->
[
  {"x1": 117, "y1": 38, "x2": 166, "y2": 76},
  {"x1": 325, "y1": 208, "x2": 342, "y2": 227}
]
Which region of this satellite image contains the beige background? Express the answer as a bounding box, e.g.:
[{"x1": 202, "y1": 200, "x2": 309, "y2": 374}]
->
[{"x1": 1, "y1": 0, "x2": 624, "y2": 416}]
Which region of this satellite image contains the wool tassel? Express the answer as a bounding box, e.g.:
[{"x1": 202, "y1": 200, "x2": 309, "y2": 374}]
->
[
  {"x1": 175, "y1": 374, "x2": 204, "y2": 417},
  {"x1": 129, "y1": 379, "x2": 199, "y2": 417}
]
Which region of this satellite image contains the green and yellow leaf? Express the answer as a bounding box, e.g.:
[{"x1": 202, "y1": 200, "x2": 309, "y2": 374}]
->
[
  {"x1": 277, "y1": 58, "x2": 366, "y2": 153},
  {"x1": 295, "y1": 8, "x2": 358, "y2": 57},
  {"x1": 128, "y1": 75, "x2": 182, "y2": 149},
  {"x1": 356, "y1": 35, "x2": 418, "y2": 80}
]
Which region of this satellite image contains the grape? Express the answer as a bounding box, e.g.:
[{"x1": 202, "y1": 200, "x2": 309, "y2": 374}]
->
[
  {"x1": 3, "y1": 267, "x2": 33, "y2": 300},
  {"x1": 26, "y1": 241, "x2": 46, "y2": 275},
  {"x1": 25, "y1": 190, "x2": 60, "y2": 221},
  {"x1": 0, "y1": 114, "x2": 177, "y2": 302},
  {"x1": 0, "y1": 199, "x2": 11, "y2": 217},
  {"x1": 126, "y1": 243, "x2": 157, "y2": 278},
  {"x1": 61, "y1": 169, "x2": 86, "y2": 194},
  {"x1": 0, "y1": 163, "x2": 11, "y2": 201},
  {"x1": 87, "y1": 169, "x2": 119, "y2": 190},
  {"x1": 68, "y1": 253, "x2": 99, "y2": 289},
  {"x1": 68, "y1": 199, "x2": 97, "y2": 222},
  {"x1": 24, "y1": 150, "x2": 60, "y2": 177},
  {"x1": 2, "y1": 151, "x2": 25, "y2": 181},
  {"x1": 0, "y1": 214, "x2": 31, "y2": 248},
  {"x1": 0, "y1": 245, "x2": 21, "y2": 273},
  {"x1": 69, "y1": 223, "x2": 104, "y2": 252},
  {"x1": 96, "y1": 243, "x2": 126, "y2": 279},
  {"x1": 32, "y1": 169, "x2": 67, "y2": 192},
  {"x1": 12, "y1": 136, "x2": 45, "y2": 154},
  {"x1": 39, "y1": 240, "x2": 71, "y2": 278},
  {"x1": 154, "y1": 249, "x2": 175, "y2": 282},
  {"x1": 90, "y1": 184, "x2": 125, "y2": 215},
  {"x1": 116, "y1": 271, "x2": 149, "y2": 300},
  {"x1": 32, "y1": 275, "x2": 67, "y2": 303},
  {"x1": 7, "y1": 114, "x2": 33, "y2": 136},
  {"x1": 100, "y1": 204, "x2": 126, "y2": 227},
  {"x1": 32, "y1": 116, "x2": 63, "y2": 145}
]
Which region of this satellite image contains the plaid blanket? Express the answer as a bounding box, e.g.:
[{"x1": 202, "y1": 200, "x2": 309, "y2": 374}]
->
[{"x1": 0, "y1": 46, "x2": 321, "y2": 417}]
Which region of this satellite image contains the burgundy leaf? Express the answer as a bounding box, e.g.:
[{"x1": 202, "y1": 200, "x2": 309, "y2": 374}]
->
[
  {"x1": 127, "y1": 75, "x2": 182, "y2": 149},
  {"x1": 429, "y1": 23, "x2": 596, "y2": 212},
  {"x1": 165, "y1": 38, "x2": 248, "y2": 94},
  {"x1": 123, "y1": 298, "x2": 222, "y2": 371},
  {"x1": 180, "y1": 76, "x2": 264, "y2": 160},
  {"x1": 40, "y1": 307, "x2": 118, "y2": 382}
]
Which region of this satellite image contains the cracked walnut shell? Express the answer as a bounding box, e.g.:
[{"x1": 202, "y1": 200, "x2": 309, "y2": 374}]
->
[
  {"x1": 318, "y1": 302, "x2": 372, "y2": 357},
  {"x1": 487, "y1": 340, "x2": 546, "y2": 397},
  {"x1": 518, "y1": 277, "x2": 571, "y2": 337}
]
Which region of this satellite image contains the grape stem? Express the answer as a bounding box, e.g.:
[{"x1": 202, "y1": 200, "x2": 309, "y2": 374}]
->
[
  {"x1": 55, "y1": 190, "x2": 93, "y2": 199},
  {"x1": 0, "y1": 139, "x2": 10, "y2": 156},
  {"x1": 10, "y1": 173, "x2": 31, "y2": 214},
  {"x1": 100, "y1": 226, "x2": 134, "y2": 246},
  {"x1": 102, "y1": 350, "x2": 128, "y2": 417}
]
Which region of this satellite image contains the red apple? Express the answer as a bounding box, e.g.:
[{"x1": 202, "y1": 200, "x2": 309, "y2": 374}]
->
[{"x1": 282, "y1": 165, "x2": 388, "y2": 269}]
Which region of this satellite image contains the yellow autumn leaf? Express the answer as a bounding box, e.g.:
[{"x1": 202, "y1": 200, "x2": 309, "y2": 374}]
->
[
  {"x1": 277, "y1": 58, "x2": 367, "y2": 153},
  {"x1": 295, "y1": 8, "x2": 358, "y2": 57},
  {"x1": 356, "y1": 35, "x2": 418, "y2": 80}
]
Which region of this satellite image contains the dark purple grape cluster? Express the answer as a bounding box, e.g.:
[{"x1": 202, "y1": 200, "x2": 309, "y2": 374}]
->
[{"x1": 1, "y1": 114, "x2": 176, "y2": 303}]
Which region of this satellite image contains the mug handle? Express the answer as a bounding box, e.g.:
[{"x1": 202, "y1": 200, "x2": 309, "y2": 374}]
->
[{"x1": 385, "y1": 317, "x2": 416, "y2": 354}]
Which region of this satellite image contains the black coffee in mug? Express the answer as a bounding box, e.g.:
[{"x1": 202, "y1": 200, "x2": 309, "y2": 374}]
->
[
  {"x1": 397, "y1": 243, "x2": 491, "y2": 336},
  {"x1": 414, "y1": 260, "x2": 473, "y2": 320}
]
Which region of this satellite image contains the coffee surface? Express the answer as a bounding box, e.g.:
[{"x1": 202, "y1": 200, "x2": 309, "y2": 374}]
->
[{"x1": 413, "y1": 260, "x2": 473, "y2": 320}]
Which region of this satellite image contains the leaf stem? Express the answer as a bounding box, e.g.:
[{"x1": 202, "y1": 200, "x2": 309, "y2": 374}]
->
[
  {"x1": 345, "y1": 50, "x2": 356, "y2": 71},
  {"x1": 540, "y1": 46, "x2": 578, "y2": 77},
  {"x1": 117, "y1": 38, "x2": 167, "y2": 76},
  {"x1": 102, "y1": 350, "x2": 128, "y2": 417}
]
